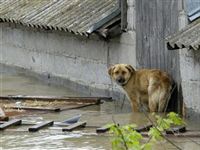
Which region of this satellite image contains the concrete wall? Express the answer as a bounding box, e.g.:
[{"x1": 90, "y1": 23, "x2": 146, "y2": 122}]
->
[
  {"x1": 0, "y1": 1, "x2": 136, "y2": 102},
  {"x1": 178, "y1": 0, "x2": 200, "y2": 118},
  {"x1": 180, "y1": 49, "x2": 200, "y2": 117}
]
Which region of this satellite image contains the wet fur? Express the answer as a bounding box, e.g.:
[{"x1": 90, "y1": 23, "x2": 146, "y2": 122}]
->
[{"x1": 108, "y1": 64, "x2": 172, "y2": 112}]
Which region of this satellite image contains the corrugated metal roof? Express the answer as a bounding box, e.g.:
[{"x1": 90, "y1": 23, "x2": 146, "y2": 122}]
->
[
  {"x1": 0, "y1": 0, "x2": 119, "y2": 36},
  {"x1": 166, "y1": 18, "x2": 200, "y2": 51},
  {"x1": 186, "y1": 0, "x2": 200, "y2": 21}
]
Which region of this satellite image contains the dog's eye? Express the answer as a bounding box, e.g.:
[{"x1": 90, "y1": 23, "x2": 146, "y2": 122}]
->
[
  {"x1": 122, "y1": 71, "x2": 126, "y2": 75},
  {"x1": 115, "y1": 71, "x2": 119, "y2": 75}
]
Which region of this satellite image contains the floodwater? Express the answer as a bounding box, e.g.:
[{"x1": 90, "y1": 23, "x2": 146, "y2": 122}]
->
[{"x1": 0, "y1": 66, "x2": 200, "y2": 150}]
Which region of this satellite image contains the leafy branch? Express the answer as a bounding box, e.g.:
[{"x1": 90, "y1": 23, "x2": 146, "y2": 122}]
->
[{"x1": 108, "y1": 112, "x2": 185, "y2": 150}]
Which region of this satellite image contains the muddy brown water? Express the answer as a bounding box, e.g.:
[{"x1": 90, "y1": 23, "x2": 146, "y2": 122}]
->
[{"x1": 0, "y1": 67, "x2": 200, "y2": 150}]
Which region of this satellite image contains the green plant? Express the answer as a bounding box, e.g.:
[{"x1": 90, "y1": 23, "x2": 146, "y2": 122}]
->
[{"x1": 108, "y1": 112, "x2": 185, "y2": 150}]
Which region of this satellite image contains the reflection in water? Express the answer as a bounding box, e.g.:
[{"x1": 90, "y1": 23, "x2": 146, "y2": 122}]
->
[{"x1": 0, "y1": 66, "x2": 200, "y2": 150}]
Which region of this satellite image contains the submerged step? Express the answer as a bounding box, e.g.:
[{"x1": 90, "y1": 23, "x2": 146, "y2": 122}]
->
[
  {"x1": 0, "y1": 119, "x2": 22, "y2": 130},
  {"x1": 62, "y1": 121, "x2": 87, "y2": 132},
  {"x1": 28, "y1": 121, "x2": 54, "y2": 132}
]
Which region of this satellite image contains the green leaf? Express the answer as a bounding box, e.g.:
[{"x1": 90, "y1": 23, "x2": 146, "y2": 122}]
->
[
  {"x1": 148, "y1": 127, "x2": 163, "y2": 141},
  {"x1": 141, "y1": 143, "x2": 152, "y2": 150},
  {"x1": 167, "y1": 112, "x2": 185, "y2": 125},
  {"x1": 107, "y1": 112, "x2": 184, "y2": 150}
]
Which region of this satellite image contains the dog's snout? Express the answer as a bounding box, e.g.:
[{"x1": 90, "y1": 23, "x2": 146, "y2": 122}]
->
[{"x1": 117, "y1": 77, "x2": 125, "y2": 83}]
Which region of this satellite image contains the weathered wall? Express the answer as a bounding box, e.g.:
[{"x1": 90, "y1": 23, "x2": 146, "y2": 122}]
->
[
  {"x1": 0, "y1": 0, "x2": 136, "y2": 101},
  {"x1": 178, "y1": 0, "x2": 200, "y2": 118},
  {"x1": 135, "y1": 0, "x2": 180, "y2": 80},
  {"x1": 179, "y1": 49, "x2": 200, "y2": 116}
]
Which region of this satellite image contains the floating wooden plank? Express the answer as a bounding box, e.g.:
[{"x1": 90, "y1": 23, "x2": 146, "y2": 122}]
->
[
  {"x1": 0, "y1": 95, "x2": 112, "y2": 103},
  {"x1": 0, "y1": 119, "x2": 21, "y2": 130},
  {"x1": 61, "y1": 103, "x2": 98, "y2": 111},
  {"x1": 173, "y1": 131, "x2": 200, "y2": 137},
  {"x1": 10, "y1": 106, "x2": 61, "y2": 112},
  {"x1": 96, "y1": 123, "x2": 153, "y2": 133},
  {"x1": 0, "y1": 114, "x2": 81, "y2": 126},
  {"x1": 135, "y1": 123, "x2": 153, "y2": 132},
  {"x1": 140, "y1": 131, "x2": 200, "y2": 138},
  {"x1": 62, "y1": 121, "x2": 86, "y2": 132},
  {"x1": 28, "y1": 121, "x2": 54, "y2": 132},
  {"x1": 96, "y1": 126, "x2": 110, "y2": 133},
  {"x1": 166, "y1": 126, "x2": 186, "y2": 134},
  {"x1": 0, "y1": 121, "x2": 67, "y2": 126}
]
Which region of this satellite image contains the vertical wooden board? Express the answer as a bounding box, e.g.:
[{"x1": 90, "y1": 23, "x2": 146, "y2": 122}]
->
[
  {"x1": 135, "y1": 0, "x2": 142, "y2": 68},
  {"x1": 136, "y1": 0, "x2": 179, "y2": 71},
  {"x1": 149, "y1": 0, "x2": 158, "y2": 69},
  {"x1": 135, "y1": 0, "x2": 181, "y2": 112},
  {"x1": 163, "y1": 0, "x2": 180, "y2": 112},
  {"x1": 136, "y1": 0, "x2": 151, "y2": 68},
  {"x1": 136, "y1": 0, "x2": 145, "y2": 68},
  {"x1": 155, "y1": 0, "x2": 163, "y2": 70},
  {"x1": 163, "y1": 0, "x2": 180, "y2": 80}
]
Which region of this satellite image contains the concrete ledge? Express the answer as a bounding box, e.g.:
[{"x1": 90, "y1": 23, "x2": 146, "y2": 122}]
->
[
  {"x1": 186, "y1": 108, "x2": 200, "y2": 120},
  {"x1": 0, "y1": 63, "x2": 130, "y2": 103}
]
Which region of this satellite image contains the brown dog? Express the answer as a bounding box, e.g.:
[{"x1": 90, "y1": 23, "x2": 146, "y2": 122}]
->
[{"x1": 108, "y1": 64, "x2": 172, "y2": 112}]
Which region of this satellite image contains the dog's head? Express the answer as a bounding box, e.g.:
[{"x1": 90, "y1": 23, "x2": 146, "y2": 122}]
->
[{"x1": 108, "y1": 64, "x2": 135, "y2": 86}]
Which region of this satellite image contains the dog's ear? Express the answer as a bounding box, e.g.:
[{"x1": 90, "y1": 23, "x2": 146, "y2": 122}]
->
[
  {"x1": 125, "y1": 65, "x2": 135, "y2": 73},
  {"x1": 108, "y1": 66, "x2": 115, "y2": 76}
]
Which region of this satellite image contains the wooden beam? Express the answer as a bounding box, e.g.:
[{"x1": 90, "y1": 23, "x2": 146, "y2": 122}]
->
[
  {"x1": 140, "y1": 131, "x2": 200, "y2": 138},
  {"x1": 135, "y1": 123, "x2": 153, "y2": 132},
  {"x1": 0, "y1": 119, "x2": 21, "y2": 130},
  {"x1": 96, "y1": 123, "x2": 153, "y2": 133},
  {"x1": 0, "y1": 95, "x2": 111, "y2": 101},
  {"x1": 166, "y1": 126, "x2": 186, "y2": 134},
  {"x1": 61, "y1": 103, "x2": 97, "y2": 111},
  {"x1": 0, "y1": 121, "x2": 71, "y2": 127},
  {"x1": 28, "y1": 121, "x2": 54, "y2": 132},
  {"x1": 62, "y1": 121, "x2": 87, "y2": 132},
  {"x1": 10, "y1": 106, "x2": 61, "y2": 112},
  {"x1": 96, "y1": 126, "x2": 110, "y2": 133},
  {"x1": 0, "y1": 95, "x2": 112, "y2": 103}
]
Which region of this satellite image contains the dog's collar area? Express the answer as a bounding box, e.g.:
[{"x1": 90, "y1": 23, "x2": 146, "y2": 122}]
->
[
  {"x1": 121, "y1": 77, "x2": 132, "y2": 87},
  {"x1": 121, "y1": 82, "x2": 128, "y2": 86},
  {"x1": 116, "y1": 82, "x2": 127, "y2": 87}
]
